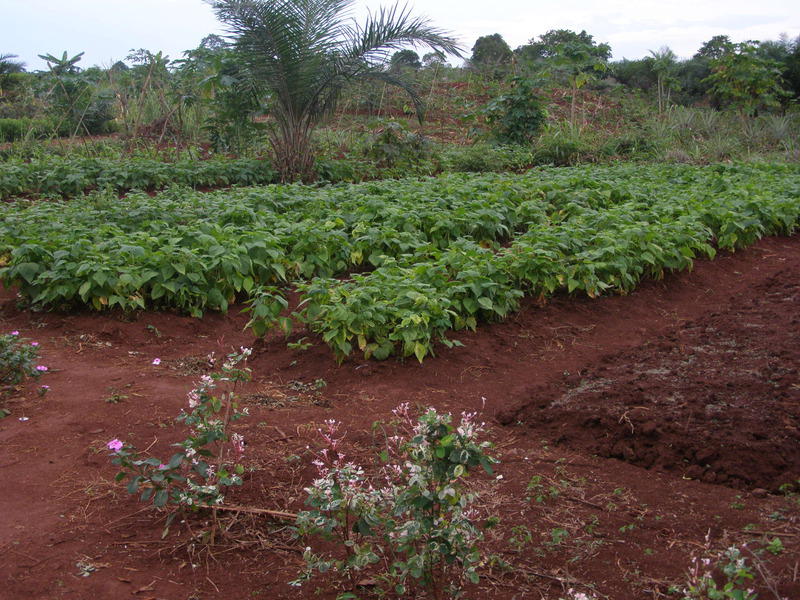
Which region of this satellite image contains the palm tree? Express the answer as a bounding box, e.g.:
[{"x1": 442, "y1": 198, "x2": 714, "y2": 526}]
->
[
  {"x1": 209, "y1": 0, "x2": 461, "y2": 181},
  {"x1": 648, "y1": 46, "x2": 679, "y2": 114},
  {"x1": 0, "y1": 54, "x2": 26, "y2": 100}
]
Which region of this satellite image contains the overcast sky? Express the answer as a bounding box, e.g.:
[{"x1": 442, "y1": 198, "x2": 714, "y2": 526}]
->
[{"x1": 4, "y1": 0, "x2": 799, "y2": 70}]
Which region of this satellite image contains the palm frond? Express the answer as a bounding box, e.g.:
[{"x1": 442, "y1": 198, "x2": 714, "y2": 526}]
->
[
  {"x1": 344, "y1": 3, "x2": 462, "y2": 66},
  {"x1": 209, "y1": 0, "x2": 460, "y2": 180}
]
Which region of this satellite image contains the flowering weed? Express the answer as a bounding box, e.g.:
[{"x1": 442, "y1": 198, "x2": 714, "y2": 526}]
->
[
  {"x1": 108, "y1": 347, "x2": 251, "y2": 515},
  {"x1": 293, "y1": 405, "x2": 496, "y2": 599},
  {"x1": 1, "y1": 330, "x2": 46, "y2": 416}
]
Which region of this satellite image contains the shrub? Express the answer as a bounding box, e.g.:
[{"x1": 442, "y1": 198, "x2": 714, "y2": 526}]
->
[
  {"x1": 362, "y1": 120, "x2": 434, "y2": 167},
  {"x1": 484, "y1": 77, "x2": 548, "y2": 145},
  {"x1": 0, "y1": 118, "x2": 54, "y2": 142},
  {"x1": 293, "y1": 405, "x2": 496, "y2": 598},
  {"x1": 1, "y1": 330, "x2": 46, "y2": 416},
  {"x1": 533, "y1": 124, "x2": 588, "y2": 166},
  {"x1": 678, "y1": 544, "x2": 757, "y2": 600},
  {"x1": 108, "y1": 348, "x2": 251, "y2": 519},
  {"x1": 440, "y1": 143, "x2": 533, "y2": 172}
]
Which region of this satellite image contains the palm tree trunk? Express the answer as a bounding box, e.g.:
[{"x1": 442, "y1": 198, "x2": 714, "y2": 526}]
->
[{"x1": 270, "y1": 117, "x2": 316, "y2": 183}]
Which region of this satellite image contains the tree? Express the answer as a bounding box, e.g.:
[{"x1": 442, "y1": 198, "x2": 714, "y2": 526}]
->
[
  {"x1": 516, "y1": 29, "x2": 611, "y2": 70},
  {"x1": 0, "y1": 54, "x2": 26, "y2": 101},
  {"x1": 422, "y1": 51, "x2": 446, "y2": 69},
  {"x1": 513, "y1": 30, "x2": 610, "y2": 124},
  {"x1": 694, "y1": 35, "x2": 732, "y2": 60},
  {"x1": 470, "y1": 33, "x2": 512, "y2": 79},
  {"x1": 758, "y1": 34, "x2": 800, "y2": 102},
  {"x1": 783, "y1": 35, "x2": 800, "y2": 101},
  {"x1": 210, "y1": 0, "x2": 460, "y2": 182},
  {"x1": 484, "y1": 77, "x2": 547, "y2": 144},
  {"x1": 540, "y1": 32, "x2": 609, "y2": 125},
  {"x1": 38, "y1": 51, "x2": 84, "y2": 75},
  {"x1": 611, "y1": 58, "x2": 657, "y2": 93},
  {"x1": 389, "y1": 49, "x2": 421, "y2": 71},
  {"x1": 37, "y1": 51, "x2": 116, "y2": 136},
  {"x1": 649, "y1": 46, "x2": 680, "y2": 113},
  {"x1": 704, "y1": 41, "x2": 789, "y2": 116}
]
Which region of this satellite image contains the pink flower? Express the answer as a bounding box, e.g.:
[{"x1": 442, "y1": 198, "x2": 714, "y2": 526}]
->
[
  {"x1": 36, "y1": 365, "x2": 48, "y2": 372},
  {"x1": 10, "y1": 330, "x2": 19, "y2": 336},
  {"x1": 231, "y1": 433, "x2": 245, "y2": 455},
  {"x1": 30, "y1": 342, "x2": 39, "y2": 347},
  {"x1": 152, "y1": 358, "x2": 161, "y2": 366},
  {"x1": 158, "y1": 464, "x2": 168, "y2": 470},
  {"x1": 107, "y1": 439, "x2": 124, "y2": 452}
]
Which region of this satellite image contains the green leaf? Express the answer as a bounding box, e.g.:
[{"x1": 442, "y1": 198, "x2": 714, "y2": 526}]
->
[
  {"x1": 154, "y1": 488, "x2": 169, "y2": 507},
  {"x1": 413, "y1": 341, "x2": 428, "y2": 363},
  {"x1": 477, "y1": 296, "x2": 493, "y2": 310}
]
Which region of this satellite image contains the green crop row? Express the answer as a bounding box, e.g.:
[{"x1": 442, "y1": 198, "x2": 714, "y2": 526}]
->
[
  {"x1": 1, "y1": 163, "x2": 797, "y2": 361},
  {"x1": 0, "y1": 157, "x2": 278, "y2": 199},
  {"x1": 0, "y1": 173, "x2": 537, "y2": 315}
]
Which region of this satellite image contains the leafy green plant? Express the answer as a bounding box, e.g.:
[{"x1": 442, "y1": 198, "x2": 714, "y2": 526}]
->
[
  {"x1": 705, "y1": 41, "x2": 790, "y2": 116},
  {"x1": 678, "y1": 545, "x2": 757, "y2": 600},
  {"x1": 764, "y1": 537, "x2": 783, "y2": 556},
  {"x1": 108, "y1": 348, "x2": 251, "y2": 516},
  {"x1": 484, "y1": 77, "x2": 548, "y2": 144},
  {"x1": 0, "y1": 156, "x2": 278, "y2": 200},
  {"x1": 3, "y1": 164, "x2": 798, "y2": 361},
  {"x1": 293, "y1": 404, "x2": 496, "y2": 598},
  {"x1": 439, "y1": 143, "x2": 533, "y2": 173},
  {"x1": 1, "y1": 330, "x2": 46, "y2": 416},
  {"x1": 362, "y1": 120, "x2": 433, "y2": 167}
]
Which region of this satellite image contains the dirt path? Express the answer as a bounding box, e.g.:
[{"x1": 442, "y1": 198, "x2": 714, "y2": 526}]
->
[{"x1": 1, "y1": 236, "x2": 798, "y2": 599}]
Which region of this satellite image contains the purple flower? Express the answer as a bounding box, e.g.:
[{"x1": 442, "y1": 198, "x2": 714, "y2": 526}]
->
[
  {"x1": 152, "y1": 358, "x2": 161, "y2": 366},
  {"x1": 30, "y1": 342, "x2": 39, "y2": 347},
  {"x1": 107, "y1": 439, "x2": 124, "y2": 452},
  {"x1": 36, "y1": 365, "x2": 48, "y2": 372},
  {"x1": 10, "y1": 330, "x2": 19, "y2": 336}
]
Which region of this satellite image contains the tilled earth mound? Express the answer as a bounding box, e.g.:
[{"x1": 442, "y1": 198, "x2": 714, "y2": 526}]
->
[{"x1": 500, "y1": 270, "x2": 800, "y2": 491}]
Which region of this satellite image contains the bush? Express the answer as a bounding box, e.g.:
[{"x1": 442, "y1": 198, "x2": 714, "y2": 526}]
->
[
  {"x1": 293, "y1": 405, "x2": 496, "y2": 597},
  {"x1": 362, "y1": 120, "x2": 434, "y2": 167},
  {"x1": 533, "y1": 124, "x2": 590, "y2": 166},
  {"x1": 484, "y1": 77, "x2": 548, "y2": 144},
  {"x1": 0, "y1": 118, "x2": 54, "y2": 142},
  {"x1": 440, "y1": 143, "x2": 533, "y2": 172},
  {"x1": 599, "y1": 134, "x2": 660, "y2": 159},
  {"x1": 1, "y1": 330, "x2": 46, "y2": 416}
]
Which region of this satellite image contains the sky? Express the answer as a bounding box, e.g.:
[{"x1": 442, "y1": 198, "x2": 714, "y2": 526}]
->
[{"x1": 3, "y1": 0, "x2": 799, "y2": 71}]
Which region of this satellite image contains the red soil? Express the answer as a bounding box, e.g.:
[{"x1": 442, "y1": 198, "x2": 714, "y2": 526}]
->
[{"x1": 1, "y1": 235, "x2": 798, "y2": 599}]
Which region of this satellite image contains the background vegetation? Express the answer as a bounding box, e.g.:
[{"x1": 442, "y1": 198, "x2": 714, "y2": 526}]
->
[{"x1": 1, "y1": 19, "x2": 798, "y2": 181}]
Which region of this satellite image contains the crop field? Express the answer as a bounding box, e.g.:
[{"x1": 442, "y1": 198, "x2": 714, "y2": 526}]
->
[
  {"x1": 5, "y1": 1, "x2": 800, "y2": 595},
  {"x1": 2, "y1": 161, "x2": 799, "y2": 599},
  {"x1": 3, "y1": 164, "x2": 798, "y2": 361}
]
